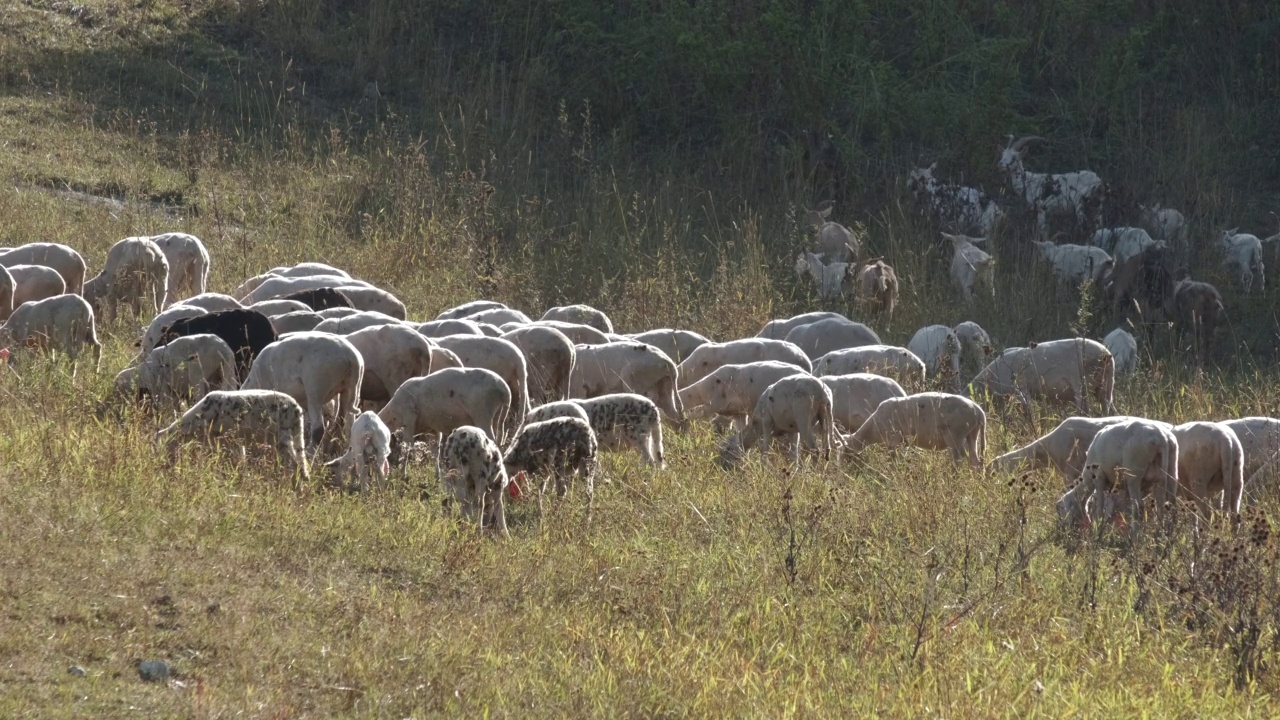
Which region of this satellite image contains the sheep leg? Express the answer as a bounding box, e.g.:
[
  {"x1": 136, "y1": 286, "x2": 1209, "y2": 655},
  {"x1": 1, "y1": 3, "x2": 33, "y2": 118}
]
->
[{"x1": 304, "y1": 400, "x2": 325, "y2": 449}]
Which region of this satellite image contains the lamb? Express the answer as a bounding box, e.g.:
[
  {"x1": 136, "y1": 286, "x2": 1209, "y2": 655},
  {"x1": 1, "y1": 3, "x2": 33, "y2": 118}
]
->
[
  {"x1": 953, "y1": 321, "x2": 994, "y2": 378},
  {"x1": 157, "y1": 308, "x2": 278, "y2": 380},
  {"x1": 249, "y1": 299, "x2": 313, "y2": 316},
  {"x1": 756, "y1": 312, "x2": 847, "y2": 341},
  {"x1": 540, "y1": 305, "x2": 613, "y2": 334},
  {"x1": 819, "y1": 373, "x2": 908, "y2": 433},
  {"x1": 82, "y1": 236, "x2": 169, "y2": 322},
  {"x1": 573, "y1": 342, "x2": 684, "y2": 426},
  {"x1": 5, "y1": 264, "x2": 66, "y2": 309},
  {"x1": 149, "y1": 232, "x2": 210, "y2": 305},
  {"x1": 968, "y1": 338, "x2": 1115, "y2": 416},
  {"x1": 439, "y1": 425, "x2": 510, "y2": 535},
  {"x1": 992, "y1": 416, "x2": 1132, "y2": 484},
  {"x1": 312, "y1": 310, "x2": 403, "y2": 335},
  {"x1": 0, "y1": 265, "x2": 11, "y2": 321},
  {"x1": 1171, "y1": 421, "x2": 1244, "y2": 517},
  {"x1": 794, "y1": 251, "x2": 856, "y2": 301},
  {"x1": 269, "y1": 310, "x2": 325, "y2": 335},
  {"x1": 626, "y1": 329, "x2": 711, "y2": 365},
  {"x1": 533, "y1": 320, "x2": 612, "y2": 346},
  {"x1": 378, "y1": 368, "x2": 511, "y2": 463},
  {"x1": 1091, "y1": 227, "x2": 1156, "y2": 265},
  {"x1": 812, "y1": 345, "x2": 926, "y2": 388},
  {"x1": 526, "y1": 401, "x2": 591, "y2": 425},
  {"x1": 840, "y1": 392, "x2": 986, "y2": 467},
  {"x1": 573, "y1": 393, "x2": 665, "y2": 467},
  {"x1": 677, "y1": 361, "x2": 808, "y2": 429},
  {"x1": 1056, "y1": 418, "x2": 1179, "y2": 530},
  {"x1": 907, "y1": 325, "x2": 962, "y2": 390},
  {"x1": 136, "y1": 304, "x2": 207, "y2": 358},
  {"x1": 435, "y1": 300, "x2": 509, "y2": 320},
  {"x1": 503, "y1": 417, "x2": 599, "y2": 502},
  {"x1": 677, "y1": 338, "x2": 812, "y2": 387},
  {"x1": 803, "y1": 205, "x2": 859, "y2": 264},
  {"x1": 417, "y1": 319, "x2": 486, "y2": 338},
  {"x1": 155, "y1": 389, "x2": 309, "y2": 478},
  {"x1": 433, "y1": 335, "x2": 530, "y2": 442},
  {"x1": 856, "y1": 258, "x2": 898, "y2": 326},
  {"x1": 997, "y1": 135, "x2": 1104, "y2": 238},
  {"x1": 502, "y1": 325, "x2": 575, "y2": 404},
  {"x1": 1164, "y1": 277, "x2": 1225, "y2": 365},
  {"x1": 942, "y1": 232, "x2": 995, "y2": 303},
  {"x1": 240, "y1": 332, "x2": 364, "y2": 447},
  {"x1": 783, "y1": 318, "x2": 881, "y2": 361},
  {"x1": 717, "y1": 374, "x2": 835, "y2": 468},
  {"x1": 342, "y1": 324, "x2": 435, "y2": 407},
  {"x1": 1103, "y1": 327, "x2": 1138, "y2": 377},
  {"x1": 1033, "y1": 240, "x2": 1113, "y2": 286},
  {"x1": 1136, "y1": 204, "x2": 1188, "y2": 245},
  {"x1": 128, "y1": 333, "x2": 238, "y2": 408},
  {"x1": 0, "y1": 243, "x2": 86, "y2": 294},
  {"x1": 1221, "y1": 417, "x2": 1280, "y2": 489},
  {"x1": 327, "y1": 411, "x2": 394, "y2": 493},
  {"x1": 906, "y1": 162, "x2": 1005, "y2": 236},
  {"x1": 1217, "y1": 228, "x2": 1271, "y2": 293},
  {"x1": 280, "y1": 288, "x2": 355, "y2": 312},
  {"x1": 0, "y1": 293, "x2": 101, "y2": 371}
]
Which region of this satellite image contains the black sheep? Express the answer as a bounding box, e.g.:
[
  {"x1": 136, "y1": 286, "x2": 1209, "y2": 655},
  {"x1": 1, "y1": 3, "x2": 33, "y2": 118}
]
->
[
  {"x1": 157, "y1": 309, "x2": 277, "y2": 380},
  {"x1": 280, "y1": 287, "x2": 354, "y2": 312}
]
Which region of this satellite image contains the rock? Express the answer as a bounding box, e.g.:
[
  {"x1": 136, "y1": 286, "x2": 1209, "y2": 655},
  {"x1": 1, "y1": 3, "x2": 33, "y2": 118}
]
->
[
  {"x1": 67, "y1": 665, "x2": 86, "y2": 677},
  {"x1": 137, "y1": 660, "x2": 170, "y2": 683}
]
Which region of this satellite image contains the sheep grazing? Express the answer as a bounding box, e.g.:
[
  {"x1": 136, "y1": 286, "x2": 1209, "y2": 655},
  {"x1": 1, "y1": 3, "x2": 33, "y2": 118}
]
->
[
  {"x1": 0, "y1": 265, "x2": 11, "y2": 321},
  {"x1": 378, "y1": 368, "x2": 511, "y2": 463},
  {"x1": 794, "y1": 250, "x2": 856, "y2": 301},
  {"x1": 157, "y1": 308, "x2": 278, "y2": 381},
  {"x1": 1033, "y1": 240, "x2": 1113, "y2": 286},
  {"x1": 82, "y1": 236, "x2": 169, "y2": 322},
  {"x1": 1091, "y1": 227, "x2": 1156, "y2": 265},
  {"x1": 1136, "y1": 204, "x2": 1188, "y2": 245},
  {"x1": 992, "y1": 416, "x2": 1132, "y2": 484},
  {"x1": 857, "y1": 259, "x2": 898, "y2": 326},
  {"x1": 1056, "y1": 418, "x2": 1178, "y2": 531},
  {"x1": 240, "y1": 332, "x2": 364, "y2": 447},
  {"x1": 417, "y1": 318, "x2": 486, "y2": 338},
  {"x1": 0, "y1": 243, "x2": 86, "y2": 295},
  {"x1": 1221, "y1": 417, "x2": 1280, "y2": 489},
  {"x1": 626, "y1": 328, "x2": 711, "y2": 365},
  {"x1": 433, "y1": 335, "x2": 531, "y2": 442},
  {"x1": 312, "y1": 310, "x2": 402, "y2": 335},
  {"x1": 1171, "y1": 421, "x2": 1244, "y2": 517},
  {"x1": 812, "y1": 345, "x2": 926, "y2": 388},
  {"x1": 1217, "y1": 228, "x2": 1272, "y2": 293},
  {"x1": 678, "y1": 361, "x2": 809, "y2": 430},
  {"x1": 532, "y1": 320, "x2": 611, "y2": 346},
  {"x1": 269, "y1": 262, "x2": 351, "y2": 279},
  {"x1": 439, "y1": 425, "x2": 510, "y2": 535},
  {"x1": 574, "y1": 393, "x2": 665, "y2": 467},
  {"x1": 149, "y1": 232, "x2": 210, "y2": 305},
  {"x1": 244, "y1": 275, "x2": 372, "y2": 304},
  {"x1": 997, "y1": 135, "x2": 1104, "y2": 238},
  {"x1": 717, "y1": 374, "x2": 835, "y2": 468},
  {"x1": 126, "y1": 333, "x2": 238, "y2": 408},
  {"x1": 137, "y1": 304, "x2": 207, "y2": 359},
  {"x1": 156, "y1": 389, "x2": 309, "y2": 478},
  {"x1": 503, "y1": 417, "x2": 599, "y2": 501},
  {"x1": 756, "y1": 311, "x2": 847, "y2": 341},
  {"x1": 1164, "y1": 277, "x2": 1224, "y2": 365},
  {"x1": 180, "y1": 293, "x2": 243, "y2": 313},
  {"x1": 281, "y1": 287, "x2": 355, "y2": 312},
  {"x1": 250, "y1": 299, "x2": 312, "y2": 316},
  {"x1": 840, "y1": 392, "x2": 986, "y2": 467},
  {"x1": 332, "y1": 286, "x2": 407, "y2": 320},
  {"x1": 1103, "y1": 327, "x2": 1138, "y2": 377},
  {"x1": 270, "y1": 310, "x2": 325, "y2": 335},
  {"x1": 328, "y1": 411, "x2": 394, "y2": 493},
  {"x1": 0, "y1": 293, "x2": 101, "y2": 371},
  {"x1": 502, "y1": 325, "x2": 575, "y2": 404},
  {"x1": 906, "y1": 162, "x2": 1005, "y2": 236},
  {"x1": 540, "y1": 305, "x2": 613, "y2": 334},
  {"x1": 573, "y1": 342, "x2": 684, "y2": 426},
  {"x1": 677, "y1": 338, "x2": 812, "y2": 387},
  {"x1": 968, "y1": 338, "x2": 1115, "y2": 416},
  {"x1": 526, "y1": 401, "x2": 591, "y2": 426},
  {"x1": 953, "y1": 321, "x2": 994, "y2": 378},
  {"x1": 803, "y1": 205, "x2": 859, "y2": 264},
  {"x1": 783, "y1": 318, "x2": 881, "y2": 361},
  {"x1": 942, "y1": 232, "x2": 995, "y2": 304},
  {"x1": 907, "y1": 325, "x2": 962, "y2": 390},
  {"x1": 6, "y1": 264, "x2": 66, "y2": 309},
  {"x1": 316, "y1": 306, "x2": 360, "y2": 320},
  {"x1": 435, "y1": 300, "x2": 508, "y2": 321},
  {"x1": 342, "y1": 324, "x2": 435, "y2": 408},
  {"x1": 819, "y1": 373, "x2": 907, "y2": 433}
]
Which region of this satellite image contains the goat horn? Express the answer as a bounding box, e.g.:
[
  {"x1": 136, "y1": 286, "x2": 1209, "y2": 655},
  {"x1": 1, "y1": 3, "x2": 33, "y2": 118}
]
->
[{"x1": 1010, "y1": 135, "x2": 1044, "y2": 152}]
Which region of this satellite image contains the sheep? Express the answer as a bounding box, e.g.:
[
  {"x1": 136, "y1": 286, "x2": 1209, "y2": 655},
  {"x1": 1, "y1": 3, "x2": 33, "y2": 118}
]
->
[
  {"x1": 1164, "y1": 277, "x2": 1224, "y2": 365},
  {"x1": 968, "y1": 338, "x2": 1115, "y2": 416},
  {"x1": 378, "y1": 368, "x2": 511, "y2": 464},
  {"x1": 572, "y1": 342, "x2": 684, "y2": 426},
  {"x1": 269, "y1": 310, "x2": 325, "y2": 335},
  {"x1": 1217, "y1": 228, "x2": 1271, "y2": 293},
  {"x1": 316, "y1": 306, "x2": 360, "y2": 320},
  {"x1": 312, "y1": 310, "x2": 403, "y2": 335},
  {"x1": 1033, "y1": 240, "x2": 1113, "y2": 286},
  {"x1": 244, "y1": 275, "x2": 373, "y2": 304},
  {"x1": 1103, "y1": 327, "x2": 1138, "y2": 377},
  {"x1": 677, "y1": 338, "x2": 812, "y2": 387},
  {"x1": 783, "y1": 318, "x2": 882, "y2": 361},
  {"x1": 677, "y1": 361, "x2": 810, "y2": 430},
  {"x1": 439, "y1": 425, "x2": 510, "y2": 535},
  {"x1": 839, "y1": 392, "x2": 986, "y2": 467},
  {"x1": 281, "y1": 288, "x2": 356, "y2": 312},
  {"x1": 626, "y1": 329, "x2": 711, "y2": 365},
  {"x1": 1221, "y1": 417, "x2": 1280, "y2": 490},
  {"x1": 0, "y1": 265, "x2": 11, "y2": 321},
  {"x1": 503, "y1": 417, "x2": 599, "y2": 502},
  {"x1": 527, "y1": 401, "x2": 592, "y2": 425},
  {"x1": 756, "y1": 311, "x2": 847, "y2": 341},
  {"x1": 179, "y1": 293, "x2": 243, "y2": 313},
  {"x1": 942, "y1": 232, "x2": 995, "y2": 303},
  {"x1": 1056, "y1": 418, "x2": 1178, "y2": 531},
  {"x1": 0, "y1": 293, "x2": 101, "y2": 371},
  {"x1": 717, "y1": 374, "x2": 835, "y2": 468},
  {"x1": 1091, "y1": 227, "x2": 1156, "y2": 265},
  {"x1": 332, "y1": 286, "x2": 407, "y2": 320},
  {"x1": 997, "y1": 135, "x2": 1104, "y2": 238},
  {"x1": 463, "y1": 307, "x2": 529, "y2": 327},
  {"x1": 502, "y1": 325, "x2": 575, "y2": 404},
  {"x1": 857, "y1": 258, "x2": 899, "y2": 326},
  {"x1": 794, "y1": 250, "x2": 856, "y2": 301},
  {"x1": 157, "y1": 308, "x2": 278, "y2": 381},
  {"x1": 540, "y1": 305, "x2": 613, "y2": 334},
  {"x1": 137, "y1": 304, "x2": 208, "y2": 358},
  {"x1": 435, "y1": 300, "x2": 509, "y2": 320},
  {"x1": 432, "y1": 335, "x2": 531, "y2": 442},
  {"x1": 5, "y1": 264, "x2": 66, "y2": 309},
  {"x1": 573, "y1": 393, "x2": 665, "y2": 467},
  {"x1": 1136, "y1": 204, "x2": 1188, "y2": 245},
  {"x1": 149, "y1": 232, "x2": 210, "y2": 305},
  {"x1": 268, "y1": 262, "x2": 351, "y2": 279},
  {"x1": 129, "y1": 333, "x2": 238, "y2": 408},
  {"x1": 82, "y1": 236, "x2": 169, "y2": 322},
  {"x1": 953, "y1": 321, "x2": 994, "y2": 378},
  {"x1": 819, "y1": 373, "x2": 908, "y2": 433},
  {"x1": 417, "y1": 319, "x2": 486, "y2": 338},
  {"x1": 533, "y1": 320, "x2": 612, "y2": 346},
  {"x1": 0, "y1": 243, "x2": 86, "y2": 294},
  {"x1": 907, "y1": 325, "x2": 962, "y2": 390},
  {"x1": 1172, "y1": 421, "x2": 1244, "y2": 517},
  {"x1": 430, "y1": 346, "x2": 463, "y2": 370},
  {"x1": 906, "y1": 162, "x2": 1006, "y2": 236},
  {"x1": 812, "y1": 345, "x2": 926, "y2": 388},
  {"x1": 342, "y1": 324, "x2": 435, "y2": 408},
  {"x1": 250, "y1": 299, "x2": 312, "y2": 316},
  {"x1": 327, "y1": 411, "x2": 394, "y2": 493},
  {"x1": 240, "y1": 331, "x2": 364, "y2": 447},
  {"x1": 803, "y1": 205, "x2": 859, "y2": 264},
  {"x1": 992, "y1": 416, "x2": 1132, "y2": 484},
  {"x1": 155, "y1": 389, "x2": 308, "y2": 478}
]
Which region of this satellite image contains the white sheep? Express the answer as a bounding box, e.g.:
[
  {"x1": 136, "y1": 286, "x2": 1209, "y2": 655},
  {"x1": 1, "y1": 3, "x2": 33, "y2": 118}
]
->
[
  {"x1": 156, "y1": 389, "x2": 309, "y2": 478},
  {"x1": 626, "y1": 329, "x2": 711, "y2": 365},
  {"x1": 327, "y1": 411, "x2": 394, "y2": 493},
  {"x1": 997, "y1": 135, "x2": 1104, "y2": 238},
  {"x1": 149, "y1": 232, "x2": 210, "y2": 305},
  {"x1": 1091, "y1": 227, "x2": 1156, "y2": 265},
  {"x1": 532, "y1": 320, "x2": 612, "y2": 346},
  {"x1": 992, "y1": 416, "x2": 1132, "y2": 484},
  {"x1": 503, "y1": 417, "x2": 599, "y2": 501},
  {"x1": 378, "y1": 367, "x2": 511, "y2": 463},
  {"x1": 968, "y1": 338, "x2": 1114, "y2": 416},
  {"x1": 5, "y1": 264, "x2": 66, "y2": 309},
  {"x1": 433, "y1": 335, "x2": 531, "y2": 442},
  {"x1": 250, "y1": 299, "x2": 312, "y2": 316},
  {"x1": 342, "y1": 324, "x2": 435, "y2": 408},
  {"x1": 0, "y1": 243, "x2": 86, "y2": 294},
  {"x1": 0, "y1": 293, "x2": 101, "y2": 371},
  {"x1": 439, "y1": 425, "x2": 510, "y2": 535},
  {"x1": 677, "y1": 361, "x2": 809, "y2": 430},
  {"x1": 1103, "y1": 327, "x2": 1138, "y2": 377},
  {"x1": 430, "y1": 345, "x2": 463, "y2": 371},
  {"x1": 270, "y1": 310, "x2": 325, "y2": 335},
  {"x1": 0, "y1": 265, "x2": 11, "y2": 321},
  {"x1": 83, "y1": 236, "x2": 169, "y2": 322},
  {"x1": 574, "y1": 393, "x2": 665, "y2": 467},
  {"x1": 839, "y1": 392, "x2": 986, "y2": 467},
  {"x1": 467, "y1": 307, "x2": 532, "y2": 327},
  {"x1": 417, "y1": 318, "x2": 486, "y2": 338},
  {"x1": 1056, "y1": 418, "x2": 1178, "y2": 530},
  {"x1": 136, "y1": 304, "x2": 207, "y2": 358},
  {"x1": 907, "y1": 325, "x2": 962, "y2": 390},
  {"x1": 435, "y1": 300, "x2": 509, "y2": 320},
  {"x1": 942, "y1": 232, "x2": 995, "y2": 303},
  {"x1": 818, "y1": 373, "x2": 907, "y2": 433},
  {"x1": 242, "y1": 275, "x2": 373, "y2": 304},
  {"x1": 718, "y1": 374, "x2": 835, "y2": 468},
  {"x1": 1221, "y1": 417, "x2": 1280, "y2": 490},
  {"x1": 953, "y1": 321, "x2": 994, "y2": 378},
  {"x1": 812, "y1": 345, "x2": 926, "y2": 388},
  {"x1": 502, "y1": 325, "x2": 575, "y2": 404},
  {"x1": 332, "y1": 286, "x2": 407, "y2": 320},
  {"x1": 268, "y1": 262, "x2": 351, "y2": 279},
  {"x1": 1033, "y1": 240, "x2": 1113, "y2": 286},
  {"x1": 783, "y1": 317, "x2": 882, "y2": 361},
  {"x1": 312, "y1": 310, "x2": 403, "y2": 335},
  {"x1": 179, "y1": 293, "x2": 243, "y2": 313},
  {"x1": 1217, "y1": 228, "x2": 1271, "y2": 293},
  {"x1": 128, "y1": 333, "x2": 238, "y2": 408},
  {"x1": 906, "y1": 162, "x2": 1005, "y2": 236},
  {"x1": 756, "y1": 311, "x2": 847, "y2": 341},
  {"x1": 572, "y1": 341, "x2": 684, "y2": 425},
  {"x1": 1172, "y1": 421, "x2": 1244, "y2": 517},
  {"x1": 526, "y1": 401, "x2": 591, "y2": 425},
  {"x1": 240, "y1": 331, "x2": 364, "y2": 447},
  {"x1": 540, "y1": 305, "x2": 613, "y2": 334},
  {"x1": 677, "y1": 338, "x2": 812, "y2": 387}
]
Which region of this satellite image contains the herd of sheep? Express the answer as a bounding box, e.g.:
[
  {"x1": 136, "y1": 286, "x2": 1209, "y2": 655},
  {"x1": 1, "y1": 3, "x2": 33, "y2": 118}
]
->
[{"x1": 1, "y1": 147, "x2": 1278, "y2": 539}]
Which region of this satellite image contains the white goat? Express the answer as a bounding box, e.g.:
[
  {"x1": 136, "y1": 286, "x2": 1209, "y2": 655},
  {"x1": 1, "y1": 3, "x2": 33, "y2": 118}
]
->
[
  {"x1": 942, "y1": 232, "x2": 994, "y2": 304},
  {"x1": 1033, "y1": 241, "x2": 1112, "y2": 286},
  {"x1": 997, "y1": 135, "x2": 1104, "y2": 238},
  {"x1": 1218, "y1": 228, "x2": 1274, "y2": 293},
  {"x1": 1091, "y1": 227, "x2": 1157, "y2": 265},
  {"x1": 906, "y1": 162, "x2": 1004, "y2": 236}
]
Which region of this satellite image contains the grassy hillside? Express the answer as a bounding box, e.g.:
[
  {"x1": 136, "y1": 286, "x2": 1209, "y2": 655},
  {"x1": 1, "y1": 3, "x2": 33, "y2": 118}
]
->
[{"x1": 2, "y1": 2, "x2": 1280, "y2": 715}]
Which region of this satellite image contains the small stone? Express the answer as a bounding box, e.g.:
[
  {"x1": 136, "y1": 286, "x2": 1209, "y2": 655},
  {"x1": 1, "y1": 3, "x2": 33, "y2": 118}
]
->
[
  {"x1": 67, "y1": 665, "x2": 87, "y2": 677},
  {"x1": 137, "y1": 660, "x2": 170, "y2": 683}
]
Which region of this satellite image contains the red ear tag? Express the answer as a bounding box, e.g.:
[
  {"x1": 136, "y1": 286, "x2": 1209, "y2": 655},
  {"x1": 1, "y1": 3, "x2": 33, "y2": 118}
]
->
[{"x1": 508, "y1": 471, "x2": 526, "y2": 499}]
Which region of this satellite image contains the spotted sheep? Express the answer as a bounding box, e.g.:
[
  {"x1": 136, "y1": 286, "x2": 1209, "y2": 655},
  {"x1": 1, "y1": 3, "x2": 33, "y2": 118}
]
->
[
  {"x1": 440, "y1": 425, "x2": 511, "y2": 536},
  {"x1": 503, "y1": 417, "x2": 599, "y2": 502},
  {"x1": 156, "y1": 389, "x2": 310, "y2": 478},
  {"x1": 573, "y1": 393, "x2": 665, "y2": 467}
]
